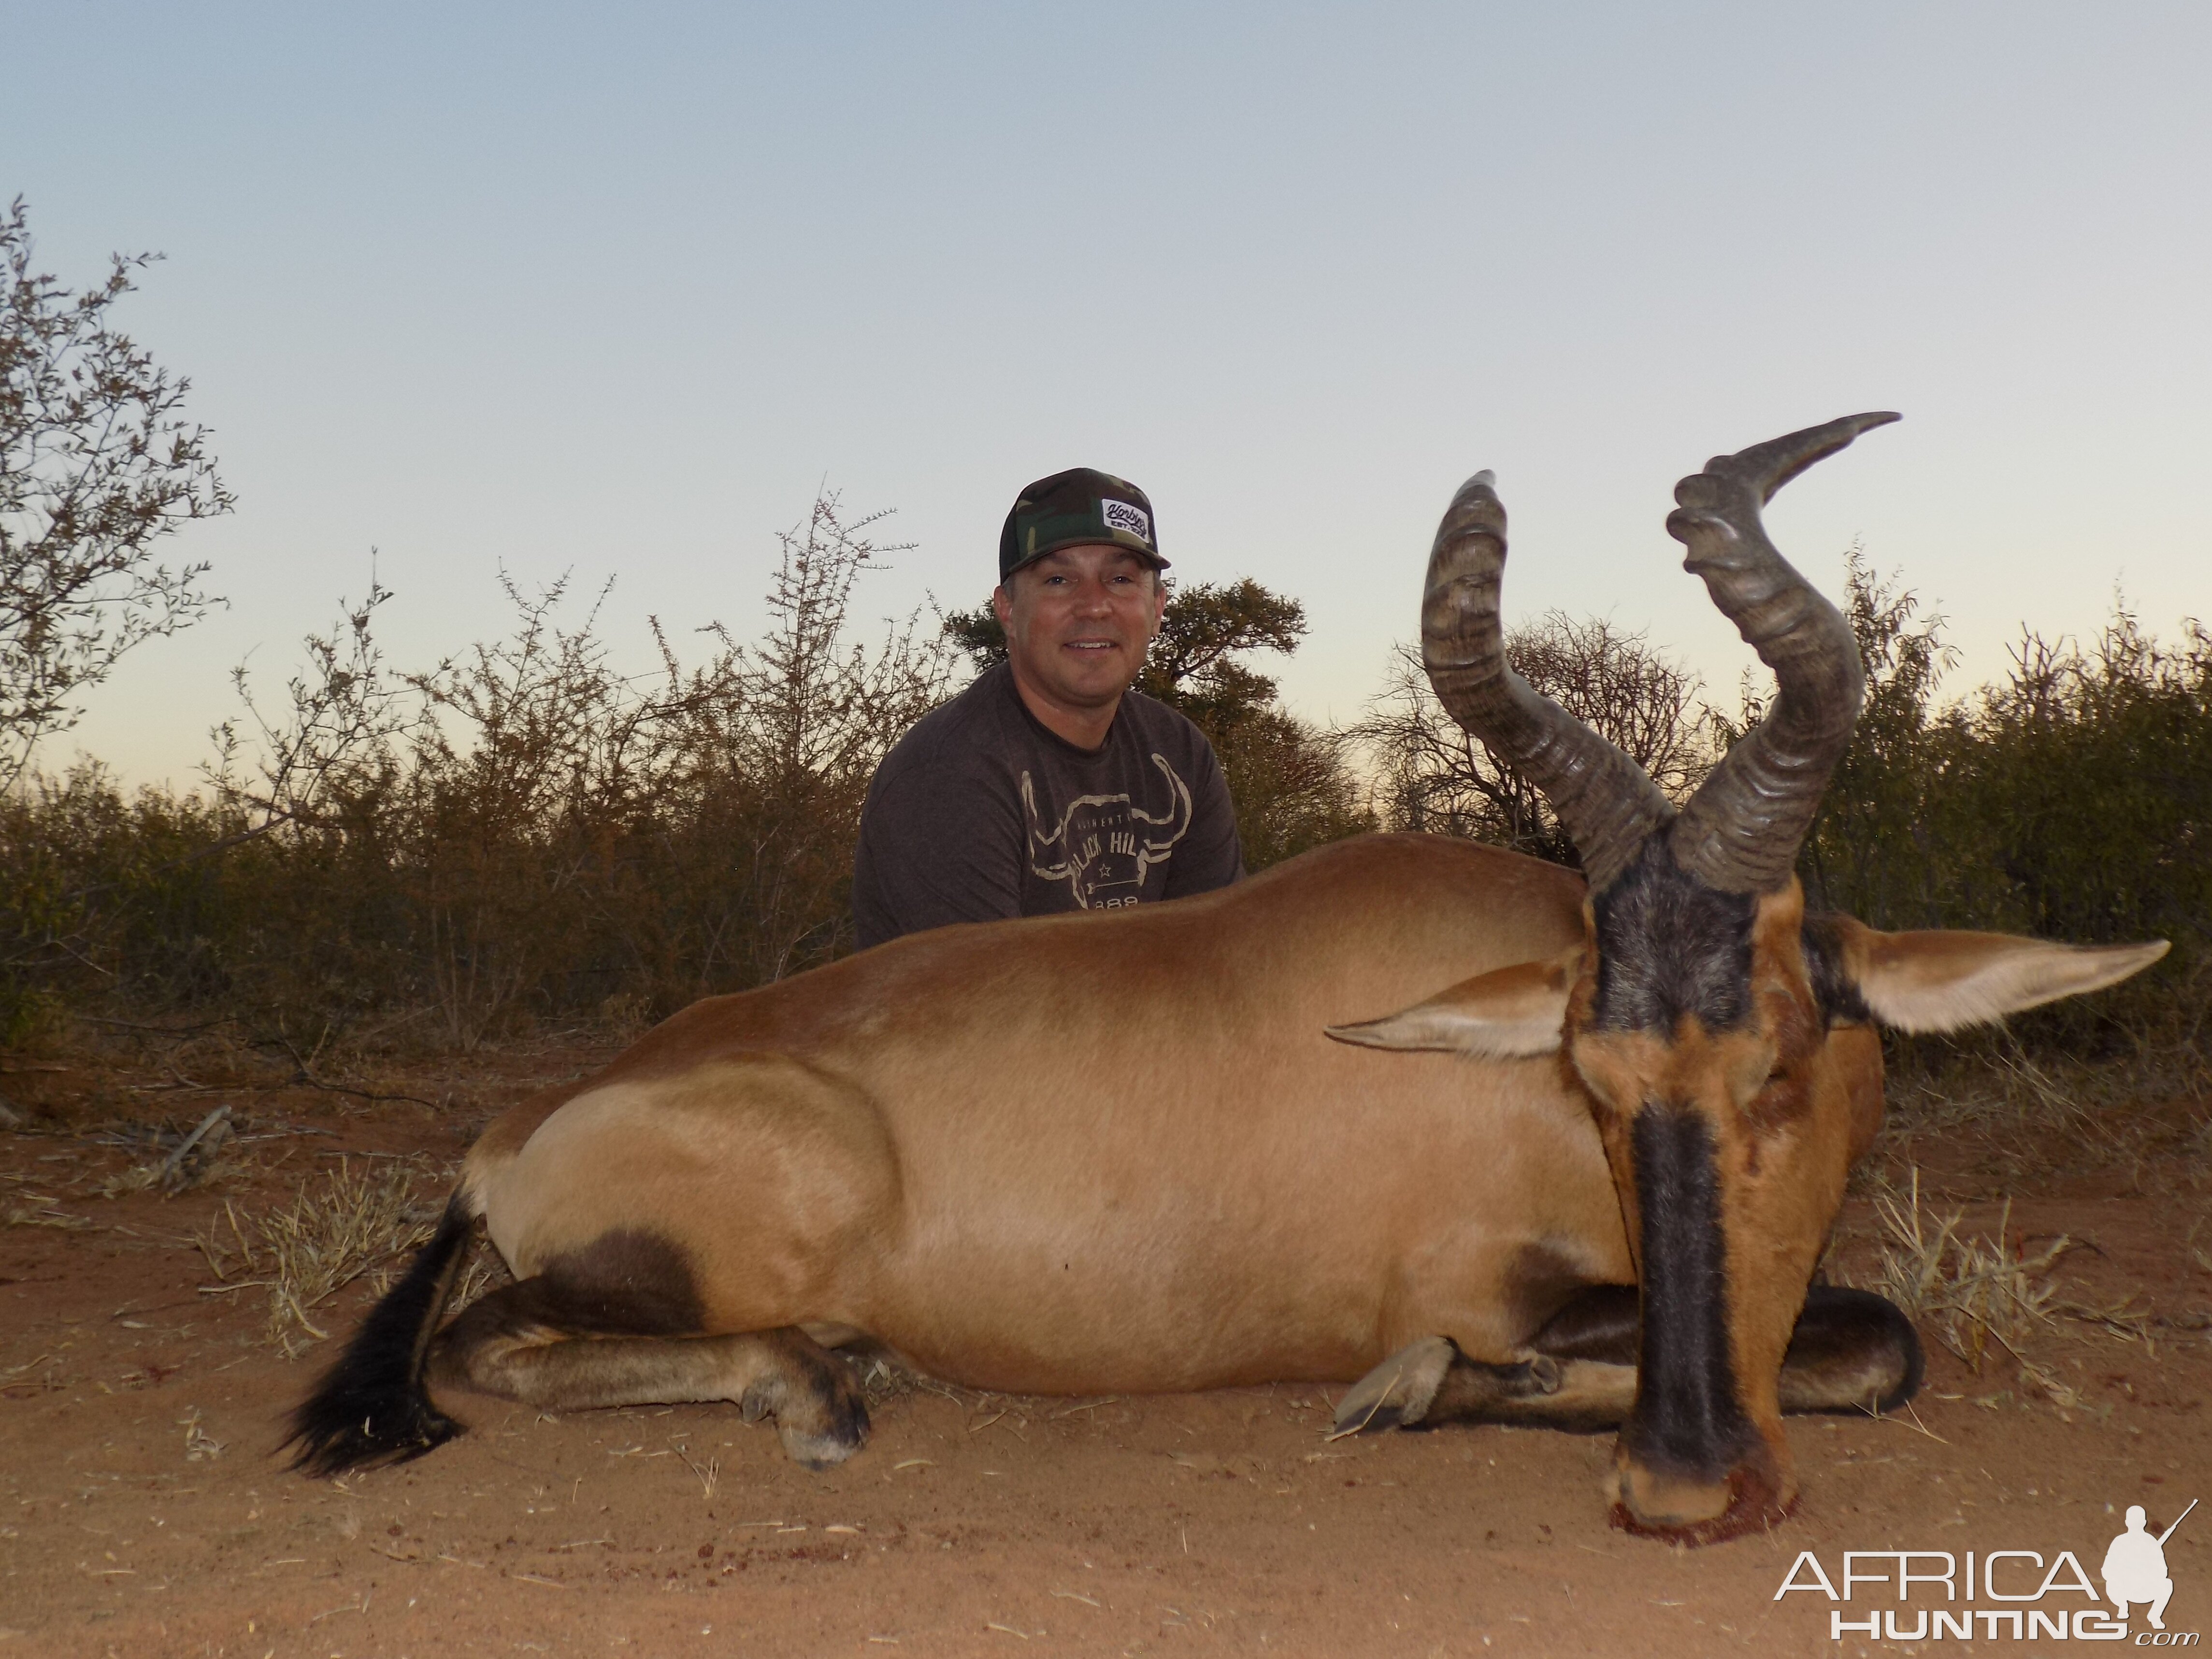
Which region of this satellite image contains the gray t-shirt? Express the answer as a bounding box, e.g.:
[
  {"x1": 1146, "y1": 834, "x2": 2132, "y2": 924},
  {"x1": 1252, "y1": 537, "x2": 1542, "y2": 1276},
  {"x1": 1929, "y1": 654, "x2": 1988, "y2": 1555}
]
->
[{"x1": 852, "y1": 661, "x2": 1243, "y2": 948}]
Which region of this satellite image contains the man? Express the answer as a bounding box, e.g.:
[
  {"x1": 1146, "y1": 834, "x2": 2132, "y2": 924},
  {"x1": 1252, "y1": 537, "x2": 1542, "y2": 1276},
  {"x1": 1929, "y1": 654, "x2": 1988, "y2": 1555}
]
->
[
  {"x1": 852, "y1": 467, "x2": 1242, "y2": 948},
  {"x1": 2102, "y1": 1503, "x2": 2179, "y2": 1631}
]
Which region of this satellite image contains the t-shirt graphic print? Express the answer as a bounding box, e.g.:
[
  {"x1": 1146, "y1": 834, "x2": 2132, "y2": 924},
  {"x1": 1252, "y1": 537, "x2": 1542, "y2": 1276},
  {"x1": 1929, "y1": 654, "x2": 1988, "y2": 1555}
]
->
[
  {"x1": 1022, "y1": 754, "x2": 1193, "y2": 910},
  {"x1": 850, "y1": 661, "x2": 1242, "y2": 948}
]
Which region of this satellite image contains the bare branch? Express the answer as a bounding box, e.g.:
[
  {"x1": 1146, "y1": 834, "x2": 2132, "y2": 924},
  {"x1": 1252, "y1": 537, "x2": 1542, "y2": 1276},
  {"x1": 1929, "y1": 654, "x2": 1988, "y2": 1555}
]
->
[
  {"x1": 1354, "y1": 614, "x2": 1716, "y2": 870},
  {"x1": 0, "y1": 200, "x2": 230, "y2": 784}
]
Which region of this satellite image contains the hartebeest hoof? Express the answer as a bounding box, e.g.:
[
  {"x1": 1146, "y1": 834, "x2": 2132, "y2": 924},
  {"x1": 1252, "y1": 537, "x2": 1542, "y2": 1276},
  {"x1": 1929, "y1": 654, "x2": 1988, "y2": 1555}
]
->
[
  {"x1": 1334, "y1": 1339, "x2": 1570, "y2": 1435},
  {"x1": 1334, "y1": 1337, "x2": 1458, "y2": 1434},
  {"x1": 738, "y1": 1334, "x2": 871, "y2": 1470}
]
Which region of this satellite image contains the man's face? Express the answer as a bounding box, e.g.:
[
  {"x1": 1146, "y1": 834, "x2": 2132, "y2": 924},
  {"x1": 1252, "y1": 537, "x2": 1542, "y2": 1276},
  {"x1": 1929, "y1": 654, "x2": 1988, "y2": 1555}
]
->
[{"x1": 992, "y1": 542, "x2": 1165, "y2": 718}]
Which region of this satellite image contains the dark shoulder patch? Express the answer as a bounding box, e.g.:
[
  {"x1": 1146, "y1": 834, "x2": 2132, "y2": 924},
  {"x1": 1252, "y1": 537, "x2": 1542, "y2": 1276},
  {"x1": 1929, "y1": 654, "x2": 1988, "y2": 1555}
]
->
[
  {"x1": 1590, "y1": 841, "x2": 1756, "y2": 1032},
  {"x1": 534, "y1": 1229, "x2": 706, "y2": 1337},
  {"x1": 1800, "y1": 914, "x2": 1871, "y2": 1028}
]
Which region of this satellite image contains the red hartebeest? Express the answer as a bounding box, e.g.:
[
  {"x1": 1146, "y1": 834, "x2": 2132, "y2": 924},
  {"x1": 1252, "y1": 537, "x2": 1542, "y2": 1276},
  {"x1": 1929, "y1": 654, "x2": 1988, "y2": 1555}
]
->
[{"x1": 291, "y1": 414, "x2": 2165, "y2": 1544}]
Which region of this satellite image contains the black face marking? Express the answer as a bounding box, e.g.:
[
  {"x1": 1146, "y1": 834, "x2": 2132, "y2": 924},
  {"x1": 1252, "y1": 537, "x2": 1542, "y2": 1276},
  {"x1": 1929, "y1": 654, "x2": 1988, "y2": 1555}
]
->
[
  {"x1": 1799, "y1": 913, "x2": 1871, "y2": 1028},
  {"x1": 1621, "y1": 1106, "x2": 1756, "y2": 1478},
  {"x1": 1590, "y1": 841, "x2": 1757, "y2": 1032}
]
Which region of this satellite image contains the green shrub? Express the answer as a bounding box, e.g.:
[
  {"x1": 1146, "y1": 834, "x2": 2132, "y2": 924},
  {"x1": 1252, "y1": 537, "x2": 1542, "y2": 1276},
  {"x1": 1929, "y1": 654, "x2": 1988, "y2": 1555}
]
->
[
  {"x1": 1, "y1": 493, "x2": 954, "y2": 1049},
  {"x1": 3, "y1": 515, "x2": 2198, "y2": 1066},
  {"x1": 1797, "y1": 555, "x2": 2208, "y2": 1057}
]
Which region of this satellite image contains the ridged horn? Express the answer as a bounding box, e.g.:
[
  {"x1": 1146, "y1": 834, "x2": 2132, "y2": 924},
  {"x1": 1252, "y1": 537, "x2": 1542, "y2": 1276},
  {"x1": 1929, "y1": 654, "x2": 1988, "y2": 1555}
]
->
[
  {"x1": 1422, "y1": 470, "x2": 1676, "y2": 892},
  {"x1": 1666, "y1": 412, "x2": 1897, "y2": 893}
]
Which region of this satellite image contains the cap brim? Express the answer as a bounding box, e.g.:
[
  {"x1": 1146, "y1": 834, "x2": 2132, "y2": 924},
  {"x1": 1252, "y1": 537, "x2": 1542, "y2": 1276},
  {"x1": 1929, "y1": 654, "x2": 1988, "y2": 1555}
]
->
[{"x1": 1004, "y1": 534, "x2": 1169, "y2": 578}]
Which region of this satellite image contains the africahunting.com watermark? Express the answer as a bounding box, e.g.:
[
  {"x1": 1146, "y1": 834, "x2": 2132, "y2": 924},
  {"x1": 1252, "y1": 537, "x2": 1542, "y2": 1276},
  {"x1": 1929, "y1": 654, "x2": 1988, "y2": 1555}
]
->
[{"x1": 1775, "y1": 1498, "x2": 2197, "y2": 1644}]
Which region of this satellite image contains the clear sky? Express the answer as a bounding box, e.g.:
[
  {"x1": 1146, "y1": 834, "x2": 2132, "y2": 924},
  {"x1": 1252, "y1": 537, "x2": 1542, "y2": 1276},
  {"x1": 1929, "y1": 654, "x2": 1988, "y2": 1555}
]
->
[{"x1": 6, "y1": 2, "x2": 2208, "y2": 786}]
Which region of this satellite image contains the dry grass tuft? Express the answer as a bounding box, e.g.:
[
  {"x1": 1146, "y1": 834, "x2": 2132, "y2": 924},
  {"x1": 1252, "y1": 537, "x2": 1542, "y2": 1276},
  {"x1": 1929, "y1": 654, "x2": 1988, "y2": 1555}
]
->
[
  {"x1": 178, "y1": 1406, "x2": 227, "y2": 1461},
  {"x1": 195, "y1": 1159, "x2": 438, "y2": 1356},
  {"x1": 1858, "y1": 1167, "x2": 2068, "y2": 1374},
  {"x1": 2, "y1": 1201, "x2": 89, "y2": 1229},
  {"x1": 673, "y1": 1443, "x2": 720, "y2": 1501},
  {"x1": 2, "y1": 1183, "x2": 90, "y2": 1228},
  {"x1": 1841, "y1": 1162, "x2": 2188, "y2": 1410},
  {"x1": 97, "y1": 1162, "x2": 163, "y2": 1200},
  {"x1": 1884, "y1": 1052, "x2": 2124, "y2": 1157},
  {"x1": 91, "y1": 1106, "x2": 248, "y2": 1198}
]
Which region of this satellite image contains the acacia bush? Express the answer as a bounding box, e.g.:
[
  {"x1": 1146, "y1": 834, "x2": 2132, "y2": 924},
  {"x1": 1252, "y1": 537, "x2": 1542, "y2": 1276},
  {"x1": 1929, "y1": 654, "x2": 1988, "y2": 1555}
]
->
[
  {"x1": 1138, "y1": 579, "x2": 1374, "y2": 869},
  {"x1": 1, "y1": 199, "x2": 230, "y2": 786},
  {"x1": 1796, "y1": 558, "x2": 2211, "y2": 1057},
  {"x1": 0, "y1": 493, "x2": 955, "y2": 1046},
  {"x1": 0, "y1": 519, "x2": 2200, "y2": 1064}
]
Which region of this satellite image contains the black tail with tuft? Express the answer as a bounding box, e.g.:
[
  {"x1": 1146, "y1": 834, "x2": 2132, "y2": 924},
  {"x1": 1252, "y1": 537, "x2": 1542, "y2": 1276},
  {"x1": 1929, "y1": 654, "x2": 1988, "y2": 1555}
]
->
[{"x1": 286, "y1": 1196, "x2": 475, "y2": 1476}]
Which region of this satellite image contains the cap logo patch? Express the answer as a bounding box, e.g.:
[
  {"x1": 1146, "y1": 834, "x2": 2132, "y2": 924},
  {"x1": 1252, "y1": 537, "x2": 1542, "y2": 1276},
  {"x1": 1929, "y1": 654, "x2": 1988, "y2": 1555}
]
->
[{"x1": 1099, "y1": 498, "x2": 1152, "y2": 545}]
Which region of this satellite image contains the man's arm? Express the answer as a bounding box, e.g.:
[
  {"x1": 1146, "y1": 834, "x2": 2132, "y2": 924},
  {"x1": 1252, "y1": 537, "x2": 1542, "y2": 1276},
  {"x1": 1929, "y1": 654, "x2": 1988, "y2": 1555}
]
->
[
  {"x1": 852, "y1": 758, "x2": 1026, "y2": 949},
  {"x1": 1163, "y1": 738, "x2": 1243, "y2": 898}
]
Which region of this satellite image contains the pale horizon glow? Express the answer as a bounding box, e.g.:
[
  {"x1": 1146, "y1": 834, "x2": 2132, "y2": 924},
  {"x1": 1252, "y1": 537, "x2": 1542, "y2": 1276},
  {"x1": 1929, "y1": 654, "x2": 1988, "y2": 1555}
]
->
[{"x1": 5, "y1": 3, "x2": 2207, "y2": 789}]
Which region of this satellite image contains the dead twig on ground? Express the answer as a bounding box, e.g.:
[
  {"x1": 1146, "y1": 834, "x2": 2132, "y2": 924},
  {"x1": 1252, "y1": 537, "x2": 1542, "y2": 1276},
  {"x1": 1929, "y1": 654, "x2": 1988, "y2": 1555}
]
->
[
  {"x1": 259, "y1": 1036, "x2": 441, "y2": 1111},
  {"x1": 156, "y1": 1105, "x2": 234, "y2": 1192}
]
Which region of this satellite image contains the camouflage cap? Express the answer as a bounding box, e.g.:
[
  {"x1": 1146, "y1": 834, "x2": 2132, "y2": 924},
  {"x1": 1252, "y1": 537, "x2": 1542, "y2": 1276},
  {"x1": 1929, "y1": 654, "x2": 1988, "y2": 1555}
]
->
[{"x1": 999, "y1": 468, "x2": 1168, "y2": 583}]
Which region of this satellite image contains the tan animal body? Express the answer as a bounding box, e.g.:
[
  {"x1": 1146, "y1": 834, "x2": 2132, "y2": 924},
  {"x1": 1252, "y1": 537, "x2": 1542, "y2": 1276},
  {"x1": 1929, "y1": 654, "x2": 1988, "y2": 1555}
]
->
[
  {"x1": 291, "y1": 415, "x2": 2164, "y2": 1545},
  {"x1": 466, "y1": 834, "x2": 1615, "y2": 1394}
]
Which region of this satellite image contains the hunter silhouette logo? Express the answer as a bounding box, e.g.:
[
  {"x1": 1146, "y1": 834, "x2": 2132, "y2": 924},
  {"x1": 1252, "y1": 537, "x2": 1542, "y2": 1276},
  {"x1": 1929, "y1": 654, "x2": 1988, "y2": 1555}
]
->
[
  {"x1": 1775, "y1": 1496, "x2": 2198, "y2": 1643},
  {"x1": 2107, "y1": 1500, "x2": 2192, "y2": 1632}
]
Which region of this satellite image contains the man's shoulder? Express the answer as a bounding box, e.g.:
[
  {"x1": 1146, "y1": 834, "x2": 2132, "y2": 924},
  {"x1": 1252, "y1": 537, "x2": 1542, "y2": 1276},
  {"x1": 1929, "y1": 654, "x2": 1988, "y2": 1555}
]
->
[
  {"x1": 1115, "y1": 684, "x2": 1219, "y2": 758},
  {"x1": 875, "y1": 664, "x2": 1021, "y2": 781}
]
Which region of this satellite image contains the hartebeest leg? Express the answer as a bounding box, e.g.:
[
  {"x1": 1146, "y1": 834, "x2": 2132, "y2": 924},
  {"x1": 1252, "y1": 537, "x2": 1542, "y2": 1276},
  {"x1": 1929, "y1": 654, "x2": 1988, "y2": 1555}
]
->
[
  {"x1": 1334, "y1": 1286, "x2": 1921, "y2": 1436},
  {"x1": 428, "y1": 1283, "x2": 868, "y2": 1469},
  {"x1": 1773, "y1": 1286, "x2": 1925, "y2": 1416}
]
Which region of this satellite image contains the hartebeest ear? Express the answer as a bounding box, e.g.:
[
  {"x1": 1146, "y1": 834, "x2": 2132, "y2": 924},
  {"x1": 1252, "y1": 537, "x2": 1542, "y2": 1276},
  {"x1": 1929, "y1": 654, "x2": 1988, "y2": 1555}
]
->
[
  {"x1": 1836, "y1": 917, "x2": 2169, "y2": 1034},
  {"x1": 1326, "y1": 948, "x2": 1583, "y2": 1057}
]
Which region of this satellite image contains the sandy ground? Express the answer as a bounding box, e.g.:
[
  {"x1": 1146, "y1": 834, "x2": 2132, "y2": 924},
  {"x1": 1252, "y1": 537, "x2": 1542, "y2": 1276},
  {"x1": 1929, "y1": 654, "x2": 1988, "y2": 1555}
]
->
[{"x1": 0, "y1": 1045, "x2": 2205, "y2": 1658}]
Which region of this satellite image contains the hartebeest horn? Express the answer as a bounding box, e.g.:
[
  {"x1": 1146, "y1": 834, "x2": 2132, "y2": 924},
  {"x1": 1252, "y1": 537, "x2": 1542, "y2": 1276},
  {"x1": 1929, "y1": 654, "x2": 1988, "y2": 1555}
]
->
[
  {"x1": 1422, "y1": 471, "x2": 1675, "y2": 892},
  {"x1": 1666, "y1": 412, "x2": 1897, "y2": 893}
]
